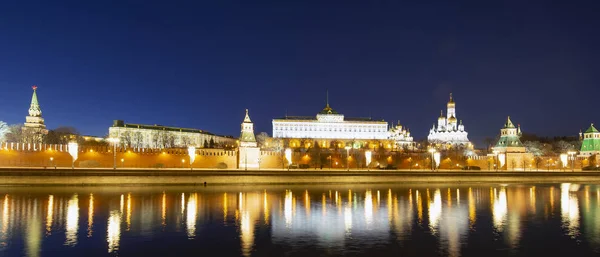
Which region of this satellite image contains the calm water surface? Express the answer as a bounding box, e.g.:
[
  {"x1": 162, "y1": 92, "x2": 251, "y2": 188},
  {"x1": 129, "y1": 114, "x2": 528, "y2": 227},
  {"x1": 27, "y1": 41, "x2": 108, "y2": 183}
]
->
[{"x1": 0, "y1": 183, "x2": 599, "y2": 257}]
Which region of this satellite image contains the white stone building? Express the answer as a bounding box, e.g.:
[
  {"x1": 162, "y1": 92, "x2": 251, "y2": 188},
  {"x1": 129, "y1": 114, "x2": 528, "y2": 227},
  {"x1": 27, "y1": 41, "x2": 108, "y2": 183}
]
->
[
  {"x1": 427, "y1": 94, "x2": 471, "y2": 147},
  {"x1": 389, "y1": 122, "x2": 414, "y2": 149},
  {"x1": 108, "y1": 120, "x2": 236, "y2": 149},
  {"x1": 272, "y1": 101, "x2": 389, "y2": 140}
]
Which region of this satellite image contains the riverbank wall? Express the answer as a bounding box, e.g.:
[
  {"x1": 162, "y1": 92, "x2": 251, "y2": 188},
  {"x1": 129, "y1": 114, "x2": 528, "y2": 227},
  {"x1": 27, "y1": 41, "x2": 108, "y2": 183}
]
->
[{"x1": 0, "y1": 168, "x2": 598, "y2": 185}]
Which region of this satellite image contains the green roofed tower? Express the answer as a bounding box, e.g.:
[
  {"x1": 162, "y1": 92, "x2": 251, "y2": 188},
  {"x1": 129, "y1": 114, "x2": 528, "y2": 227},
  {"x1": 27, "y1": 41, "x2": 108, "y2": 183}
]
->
[
  {"x1": 494, "y1": 116, "x2": 525, "y2": 152},
  {"x1": 580, "y1": 123, "x2": 600, "y2": 156}
]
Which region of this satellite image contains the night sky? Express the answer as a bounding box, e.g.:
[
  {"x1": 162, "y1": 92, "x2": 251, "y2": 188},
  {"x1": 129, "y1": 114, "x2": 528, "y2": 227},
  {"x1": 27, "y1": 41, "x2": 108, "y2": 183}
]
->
[{"x1": 1, "y1": 1, "x2": 599, "y2": 146}]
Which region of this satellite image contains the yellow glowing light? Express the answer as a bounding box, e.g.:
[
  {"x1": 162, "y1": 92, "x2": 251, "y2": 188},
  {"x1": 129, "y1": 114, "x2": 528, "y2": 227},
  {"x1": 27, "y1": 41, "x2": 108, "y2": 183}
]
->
[
  {"x1": 126, "y1": 193, "x2": 131, "y2": 231},
  {"x1": 561, "y1": 183, "x2": 580, "y2": 238},
  {"x1": 107, "y1": 210, "x2": 121, "y2": 253},
  {"x1": 162, "y1": 192, "x2": 166, "y2": 227},
  {"x1": 284, "y1": 148, "x2": 292, "y2": 165},
  {"x1": 186, "y1": 193, "x2": 197, "y2": 238},
  {"x1": 65, "y1": 194, "x2": 79, "y2": 246},
  {"x1": 284, "y1": 190, "x2": 292, "y2": 227},
  {"x1": 492, "y1": 187, "x2": 508, "y2": 231},
  {"x1": 365, "y1": 151, "x2": 372, "y2": 166},
  {"x1": 365, "y1": 190, "x2": 373, "y2": 225},
  {"x1": 88, "y1": 193, "x2": 94, "y2": 237},
  {"x1": 46, "y1": 195, "x2": 54, "y2": 234},
  {"x1": 428, "y1": 189, "x2": 442, "y2": 232}
]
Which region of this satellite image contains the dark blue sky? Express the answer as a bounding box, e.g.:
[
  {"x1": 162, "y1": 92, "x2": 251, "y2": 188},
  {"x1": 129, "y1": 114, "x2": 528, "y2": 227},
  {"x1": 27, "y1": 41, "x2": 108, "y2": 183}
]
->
[{"x1": 1, "y1": 1, "x2": 599, "y2": 146}]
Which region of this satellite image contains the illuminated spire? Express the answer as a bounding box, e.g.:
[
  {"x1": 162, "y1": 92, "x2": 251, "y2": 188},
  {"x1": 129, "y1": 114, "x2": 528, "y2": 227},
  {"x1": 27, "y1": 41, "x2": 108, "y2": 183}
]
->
[
  {"x1": 29, "y1": 85, "x2": 42, "y2": 117},
  {"x1": 243, "y1": 109, "x2": 252, "y2": 123}
]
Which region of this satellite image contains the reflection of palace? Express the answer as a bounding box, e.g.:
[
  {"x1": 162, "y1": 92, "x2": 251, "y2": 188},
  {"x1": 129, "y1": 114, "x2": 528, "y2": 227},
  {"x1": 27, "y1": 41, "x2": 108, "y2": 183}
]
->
[{"x1": 270, "y1": 190, "x2": 391, "y2": 248}]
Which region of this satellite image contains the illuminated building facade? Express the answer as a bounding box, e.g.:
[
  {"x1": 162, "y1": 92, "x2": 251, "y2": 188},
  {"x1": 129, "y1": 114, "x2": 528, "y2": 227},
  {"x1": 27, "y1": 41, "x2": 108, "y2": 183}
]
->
[
  {"x1": 272, "y1": 96, "x2": 413, "y2": 148},
  {"x1": 272, "y1": 102, "x2": 389, "y2": 140},
  {"x1": 427, "y1": 94, "x2": 470, "y2": 147},
  {"x1": 108, "y1": 120, "x2": 235, "y2": 149}
]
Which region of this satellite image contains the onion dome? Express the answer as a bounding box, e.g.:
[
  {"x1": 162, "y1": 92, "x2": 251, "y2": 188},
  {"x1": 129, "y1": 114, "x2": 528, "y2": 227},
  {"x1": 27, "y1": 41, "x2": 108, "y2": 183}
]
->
[
  {"x1": 448, "y1": 115, "x2": 457, "y2": 123},
  {"x1": 438, "y1": 110, "x2": 445, "y2": 120}
]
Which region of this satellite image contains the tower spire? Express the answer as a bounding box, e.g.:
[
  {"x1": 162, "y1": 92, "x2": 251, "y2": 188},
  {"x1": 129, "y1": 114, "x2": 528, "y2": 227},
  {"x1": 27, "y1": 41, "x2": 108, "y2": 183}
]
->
[
  {"x1": 29, "y1": 85, "x2": 42, "y2": 117},
  {"x1": 326, "y1": 89, "x2": 329, "y2": 108},
  {"x1": 243, "y1": 108, "x2": 252, "y2": 123}
]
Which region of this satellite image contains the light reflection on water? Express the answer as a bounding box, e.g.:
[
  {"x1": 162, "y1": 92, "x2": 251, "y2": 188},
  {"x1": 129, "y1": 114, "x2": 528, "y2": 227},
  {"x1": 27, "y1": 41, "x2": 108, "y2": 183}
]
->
[{"x1": 0, "y1": 183, "x2": 599, "y2": 256}]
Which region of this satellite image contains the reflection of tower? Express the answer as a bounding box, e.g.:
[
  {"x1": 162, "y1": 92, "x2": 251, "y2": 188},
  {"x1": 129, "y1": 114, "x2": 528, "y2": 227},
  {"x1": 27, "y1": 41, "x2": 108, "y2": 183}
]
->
[{"x1": 239, "y1": 109, "x2": 260, "y2": 169}]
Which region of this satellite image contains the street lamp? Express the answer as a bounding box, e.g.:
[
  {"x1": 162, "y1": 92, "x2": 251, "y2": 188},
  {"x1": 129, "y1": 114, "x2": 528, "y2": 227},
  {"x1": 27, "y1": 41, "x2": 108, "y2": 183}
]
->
[
  {"x1": 188, "y1": 146, "x2": 196, "y2": 170},
  {"x1": 365, "y1": 150, "x2": 372, "y2": 171},
  {"x1": 567, "y1": 151, "x2": 576, "y2": 172},
  {"x1": 68, "y1": 142, "x2": 78, "y2": 169},
  {"x1": 560, "y1": 153, "x2": 568, "y2": 172},
  {"x1": 428, "y1": 148, "x2": 437, "y2": 171},
  {"x1": 50, "y1": 157, "x2": 55, "y2": 169},
  {"x1": 345, "y1": 146, "x2": 351, "y2": 171},
  {"x1": 121, "y1": 158, "x2": 124, "y2": 168},
  {"x1": 181, "y1": 159, "x2": 185, "y2": 169},
  {"x1": 285, "y1": 148, "x2": 292, "y2": 170},
  {"x1": 492, "y1": 150, "x2": 499, "y2": 171},
  {"x1": 107, "y1": 137, "x2": 120, "y2": 169}
]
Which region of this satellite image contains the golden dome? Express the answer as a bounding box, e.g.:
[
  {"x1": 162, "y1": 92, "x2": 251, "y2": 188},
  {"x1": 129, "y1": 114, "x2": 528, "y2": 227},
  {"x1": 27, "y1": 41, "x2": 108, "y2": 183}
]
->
[
  {"x1": 447, "y1": 93, "x2": 455, "y2": 106},
  {"x1": 438, "y1": 110, "x2": 445, "y2": 120},
  {"x1": 448, "y1": 115, "x2": 457, "y2": 122}
]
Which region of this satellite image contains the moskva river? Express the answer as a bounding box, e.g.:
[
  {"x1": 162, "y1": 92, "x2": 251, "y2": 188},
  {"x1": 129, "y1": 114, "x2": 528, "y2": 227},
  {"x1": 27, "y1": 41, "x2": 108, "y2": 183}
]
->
[{"x1": 0, "y1": 183, "x2": 598, "y2": 256}]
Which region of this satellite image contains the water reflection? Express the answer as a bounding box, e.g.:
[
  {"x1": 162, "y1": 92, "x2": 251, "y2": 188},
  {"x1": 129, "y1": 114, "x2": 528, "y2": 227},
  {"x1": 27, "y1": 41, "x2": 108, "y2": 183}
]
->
[
  {"x1": 107, "y1": 210, "x2": 121, "y2": 253},
  {"x1": 186, "y1": 193, "x2": 197, "y2": 238},
  {"x1": 561, "y1": 183, "x2": 580, "y2": 238},
  {"x1": 65, "y1": 194, "x2": 78, "y2": 246},
  {"x1": 0, "y1": 184, "x2": 597, "y2": 256}
]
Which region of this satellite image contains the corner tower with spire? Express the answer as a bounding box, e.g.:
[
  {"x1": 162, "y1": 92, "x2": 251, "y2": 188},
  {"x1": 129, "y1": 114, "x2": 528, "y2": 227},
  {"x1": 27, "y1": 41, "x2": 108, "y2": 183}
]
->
[
  {"x1": 239, "y1": 109, "x2": 260, "y2": 169},
  {"x1": 23, "y1": 85, "x2": 48, "y2": 143}
]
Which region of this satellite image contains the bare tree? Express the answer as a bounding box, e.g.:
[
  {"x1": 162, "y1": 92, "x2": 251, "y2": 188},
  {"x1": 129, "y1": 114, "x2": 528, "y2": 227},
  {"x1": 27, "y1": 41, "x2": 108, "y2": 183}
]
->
[
  {"x1": 0, "y1": 121, "x2": 8, "y2": 142},
  {"x1": 132, "y1": 132, "x2": 144, "y2": 149},
  {"x1": 181, "y1": 135, "x2": 192, "y2": 146},
  {"x1": 120, "y1": 131, "x2": 133, "y2": 148},
  {"x1": 256, "y1": 132, "x2": 270, "y2": 148},
  {"x1": 4, "y1": 124, "x2": 23, "y2": 143}
]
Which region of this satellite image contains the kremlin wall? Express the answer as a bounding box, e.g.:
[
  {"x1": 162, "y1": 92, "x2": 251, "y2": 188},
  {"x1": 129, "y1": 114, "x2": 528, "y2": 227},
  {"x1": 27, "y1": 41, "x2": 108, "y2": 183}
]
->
[{"x1": 0, "y1": 142, "x2": 595, "y2": 171}]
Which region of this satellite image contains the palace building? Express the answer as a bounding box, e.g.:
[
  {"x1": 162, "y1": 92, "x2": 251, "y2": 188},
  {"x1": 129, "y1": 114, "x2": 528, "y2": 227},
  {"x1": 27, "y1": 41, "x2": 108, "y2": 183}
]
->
[
  {"x1": 272, "y1": 100, "x2": 388, "y2": 140},
  {"x1": 22, "y1": 86, "x2": 48, "y2": 143},
  {"x1": 427, "y1": 93, "x2": 471, "y2": 147},
  {"x1": 108, "y1": 120, "x2": 236, "y2": 149},
  {"x1": 272, "y1": 94, "x2": 414, "y2": 149}
]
